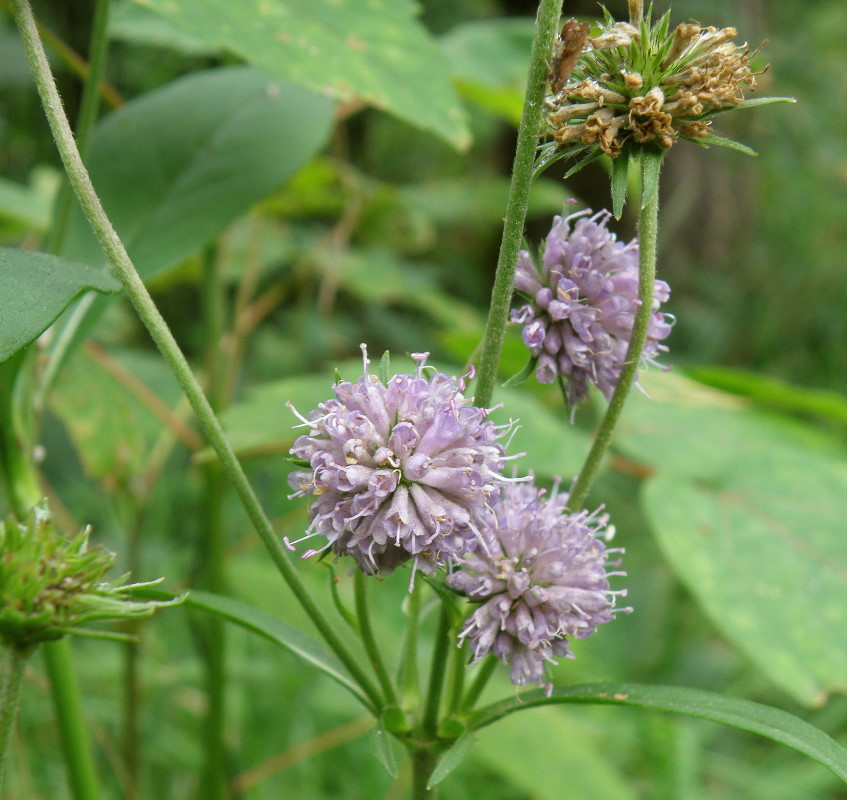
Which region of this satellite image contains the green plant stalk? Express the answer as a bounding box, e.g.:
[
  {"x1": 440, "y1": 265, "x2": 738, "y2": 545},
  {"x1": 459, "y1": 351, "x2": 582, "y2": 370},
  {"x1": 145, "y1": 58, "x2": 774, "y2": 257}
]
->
[
  {"x1": 421, "y1": 607, "x2": 451, "y2": 740},
  {"x1": 46, "y1": 0, "x2": 110, "y2": 255},
  {"x1": 397, "y1": 578, "x2": 422, "y2": 708},
  {"x1": 354, "y1": 573, "x2": 399, "y2": 707},
  {"x1": 0, "y1": 355, "x2": 41, "y2": 521},
  {"x1": 43, "y1": 640, "x2": 100, "y2": 800},
  {"x1": 473, "y1": 0, "x2": 564, "y2": 409},
  {"x1": 9, "y1": 0, "x2": 383, "y2": 714},
  {"x1": 444, "y1": 629, "x2": 465, "y2": 717},
  {"x1": 460, "y1": 654, "x2": 497, "y2": 711},
  {"x1": 197, "y1": 246, "x2": 230, "y2": 800},
  {"x1": 567, "y1": 154, "x2": 662, "y2": 511},
  {"x1": 0, "y1": 645, "x2": 33, "y2": 793},
  {"x1": 411, "y1": 745, "x2": 440, "y2": 800}
]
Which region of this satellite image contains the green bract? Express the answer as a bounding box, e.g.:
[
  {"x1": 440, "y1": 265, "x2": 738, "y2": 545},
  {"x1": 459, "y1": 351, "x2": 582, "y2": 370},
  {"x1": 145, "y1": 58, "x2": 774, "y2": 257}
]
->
[
  {"x1": 541, "y1": 7, "x2": 791, "y2": 172},
  {"x1": 0, "y1": 501, "x2": 179, "y2": 648}
]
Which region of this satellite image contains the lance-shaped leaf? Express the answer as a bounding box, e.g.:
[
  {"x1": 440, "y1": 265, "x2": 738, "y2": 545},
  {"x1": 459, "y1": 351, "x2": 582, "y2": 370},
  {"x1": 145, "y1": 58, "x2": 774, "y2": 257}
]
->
[{"x1": 465, "y1": 682, "x2": 847, "y2": 785}]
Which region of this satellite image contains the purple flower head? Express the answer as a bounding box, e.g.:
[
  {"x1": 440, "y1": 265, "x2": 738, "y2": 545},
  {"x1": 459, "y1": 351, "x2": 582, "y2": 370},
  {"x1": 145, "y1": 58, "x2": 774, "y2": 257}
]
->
[
  {"x1": 512, "y1": 209, "x2": 673, "y2": 412},
  {"x1": 287, "y1": 346, "x2": 510, "y2": 578},
  {"x1": 447, "y1": 477, "x2": 628, "y2": 689}
]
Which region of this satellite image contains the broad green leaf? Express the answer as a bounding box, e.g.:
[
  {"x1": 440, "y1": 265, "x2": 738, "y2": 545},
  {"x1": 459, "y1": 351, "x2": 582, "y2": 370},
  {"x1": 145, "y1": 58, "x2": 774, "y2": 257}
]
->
[
  {"x1": 110, "y1": 0, "x2": 219, "y2": 55},
  {"x1": 0, "y1": 248, "x2": 120, "y2": 363},
  {"x1": 128, "y1": 0, "x2": 470, "y2": 150},
  {"x1": 186, "y1": 590, "x2": 371, "y2": 710},
  {"x1": 643, "y1": 464, "x2": 847, "y2": 706},
  {"x1": 615, "y1": 371, "x2": 838, "y2": 479},
  {"x1": 466, "y1": 682, "x2": 847, "y2": 785},
  {"x1": 63, "y1": 67, "x2": 335, "y2": 281},
  {"x1": 616, "y1": 372, "x2": 847, "y2": 704}
]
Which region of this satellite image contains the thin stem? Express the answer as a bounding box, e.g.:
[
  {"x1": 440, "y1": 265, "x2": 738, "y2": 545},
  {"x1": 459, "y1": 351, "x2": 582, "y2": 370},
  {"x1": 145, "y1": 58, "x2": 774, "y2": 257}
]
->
[
  {"x1": 473, "y1": 0, "x2": 564, "y2": 409},
  {"x1": 568, "y1": 154, "x2": 662, "y2": 511},
  {"x1": 197, "y1": 245, "x2": 231, "y2": 800},
  {"x1": 444, "y1": 631, "x2": 465, "y2": 717},
  {"x1": 0, "y1": 645, "x2": 33, "y2": 794},
  {"x1": 46, "y1": 0, "x2": 110, "y2": 255},
  {"x1": 10, "y1": 0, "x2": 383, "y2": 714},
  {"x1": 460, "y1": 654, "x2": 498, "y2": 712},
  {"x1": 421, "y1": 607, "x2": 451, "y2": 739},
  {"x1": 354, "y1": 573, "x2": 398, "y2": 707},
  {"x1": 397, "y1": 578, "x2": 422, "y2": 708},
  {"x1": 42, "y1": 639, "x2": 100, "y2": 800}
]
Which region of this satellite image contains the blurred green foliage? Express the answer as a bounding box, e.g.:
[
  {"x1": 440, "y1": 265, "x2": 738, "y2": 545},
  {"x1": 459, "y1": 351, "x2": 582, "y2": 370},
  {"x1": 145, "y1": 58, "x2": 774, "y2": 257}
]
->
[{"x1": 1, "y1": 0, "x2": 846, "y2": 798}]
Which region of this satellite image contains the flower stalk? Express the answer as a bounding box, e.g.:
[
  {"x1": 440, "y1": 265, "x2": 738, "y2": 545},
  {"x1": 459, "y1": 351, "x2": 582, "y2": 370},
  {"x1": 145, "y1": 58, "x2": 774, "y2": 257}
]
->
[
  {"x1": 568, "y1": 152, "x2": 662, "y2": 510},
  {"x1": 473, "y1": 0, "x2": 565, "y2": 409}
]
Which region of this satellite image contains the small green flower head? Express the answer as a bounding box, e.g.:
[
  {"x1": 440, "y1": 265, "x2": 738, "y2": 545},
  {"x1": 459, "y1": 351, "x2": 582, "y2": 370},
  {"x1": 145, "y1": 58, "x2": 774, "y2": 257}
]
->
[
  {"x1": 542, "y1": 5, "x2": 787, "y2": 169},
  {"x1": 0, "y1": 501, "x2": 178, "y2": 649}
]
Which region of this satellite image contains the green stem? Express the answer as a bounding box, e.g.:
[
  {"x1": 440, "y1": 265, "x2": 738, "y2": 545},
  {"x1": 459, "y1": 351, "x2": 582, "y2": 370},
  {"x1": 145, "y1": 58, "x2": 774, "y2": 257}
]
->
[
  {"x1": 46, "y1": 0, "x2": 110, "y2": 255},
  {"x1": 197, "y1": 246, "x2": 230, "y2": 800},
  {"x1": 410, "y1": 745, "x2": 439, "y2": 800},
  {"x1": 0, "y1": 355, "x2": 41, "y2": 521},
  {"x1": 397, "y1": 578, "x2": 422, "y2": 708},
  {"x1": 444, "y1": 629, "x2": 465, "y2": 717},
  {"x1": 0, "y1": 645, "x2": 33, "y2": 794},
  {"x1": 42, "y1": 639, "x2": 100, "y2": 800},
  {"x1": 460, "y1": 654, "x2": 498, "y2": 712},
  {"x1": 354, "y1": 573, "x2": 398, "y2": 708},
  {"x1": 473, "y1": 0, "x2": 564, "y2": 409},
  {"x1": 567, "y1": 154, "x2": 662, "y2": 511},
  {"x1": 9, "y1": 0, "x2": 383, "y2": 714},
  {"x1": 421, "y1": 607, "x2": 451, "y2": 739}
]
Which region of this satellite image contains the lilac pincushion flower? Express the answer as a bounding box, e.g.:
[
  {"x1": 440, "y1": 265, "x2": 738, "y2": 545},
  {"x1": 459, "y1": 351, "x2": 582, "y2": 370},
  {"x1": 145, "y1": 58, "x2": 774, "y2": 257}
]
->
[
  {"x1": 287, "y1": 347, "x2": 508, "y2": 577},
  {"x1": 447, "y1": 478, "x2": 627, "y2": 689},
  {"x1": 512, "y1": 209, "x2": 672, "y2": 410}
]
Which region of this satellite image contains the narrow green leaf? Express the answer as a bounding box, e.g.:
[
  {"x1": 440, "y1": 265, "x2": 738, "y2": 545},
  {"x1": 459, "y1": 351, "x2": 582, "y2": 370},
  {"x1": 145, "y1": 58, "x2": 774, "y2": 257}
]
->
[
  {"x1": 428, "y1": 731, "x2": 476, "y2": 788},
  {"x1": 501, "y1": 355, "x2": 537, "y2": 388},
  {"x1": 369, "y1": 722, "x2": 401, "y2": 778},
  {"x1": 611, "y1": 156, "x2": 629, "y2": 219},
  {"x1": 735, "y1": 96, "x2": 797, "y2": 110},
  {"x1": 0, "y1": 248, "x2": 119, "y2": 363},
  {"x1": 696, "y1": 133, "x2": 758, "y2": 156},
  {"x1": 563, "y1": 147, "x2": 603, "y2": 180},
  {"x1": 186, "y1": 590, "x2": 371, "y2": 709},
  {"x1": 466, "y1": 682, "x2": 847, "y2": 785}
]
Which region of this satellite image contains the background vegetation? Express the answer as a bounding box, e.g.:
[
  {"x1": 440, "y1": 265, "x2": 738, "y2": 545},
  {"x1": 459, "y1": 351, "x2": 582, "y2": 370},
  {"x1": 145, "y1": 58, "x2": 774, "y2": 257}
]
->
[{"x1": 1, "y1": 0, "x2": 846, "y2": 797}]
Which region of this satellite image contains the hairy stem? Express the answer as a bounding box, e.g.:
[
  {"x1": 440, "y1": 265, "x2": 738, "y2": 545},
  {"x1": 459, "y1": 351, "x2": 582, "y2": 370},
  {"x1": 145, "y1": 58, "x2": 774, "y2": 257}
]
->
[
  {"x1": 10, "y1": 0, "x2": 382, "y2": 714},
  {"x1": 421, "y1": 607, "x2": 451, "y2": 739},
  {"x1": 354, "y1": 572, "x2": 399, "y2": 707},
  {"x1": 46, "y1": 0, "x2": 110, "y2": 255},
  {"x1": 568, "y1": 153, "x2": 662, "y2": 511},
  {"x1": 0, "y1": 645, "x2": 32, "y2": 794},
  {"x1": 473, "y1": 0, "x2": 564, "y2": 409},
  {"x1": 43, "y1": 640, "x2": 100, "y2": 800}
]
